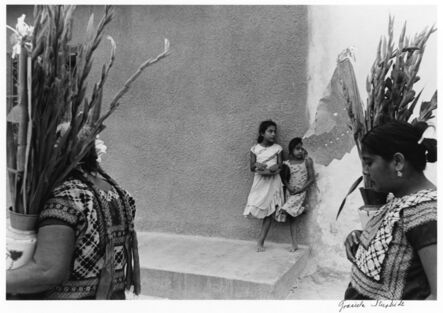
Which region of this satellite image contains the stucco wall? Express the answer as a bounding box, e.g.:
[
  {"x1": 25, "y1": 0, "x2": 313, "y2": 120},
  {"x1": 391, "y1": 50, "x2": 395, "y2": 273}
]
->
[
  {"x1": 6, "y1": 5, "x2": 310, "y2": 243},
  {"x1": 100, "y1": 6, "x2": 311, "y2": 243}
]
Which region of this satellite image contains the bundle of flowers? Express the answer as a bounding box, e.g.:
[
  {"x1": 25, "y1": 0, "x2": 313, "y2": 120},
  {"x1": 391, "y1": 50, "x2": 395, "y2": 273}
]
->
[
  {"x1": 345, "y1": 17, "x2": 436, "y2": 161},
  {"x1": 6, "y1": 5, "x2": 169, "y2": 217},
  {"x1": 336, "y1": 17, "x2": 436, "y2": 219}
]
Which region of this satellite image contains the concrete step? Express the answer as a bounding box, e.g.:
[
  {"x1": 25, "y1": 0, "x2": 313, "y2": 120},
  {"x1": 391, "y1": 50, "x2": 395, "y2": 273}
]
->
[{"x1": 137, "y1": 232, "x2": 311, "y2": 299}]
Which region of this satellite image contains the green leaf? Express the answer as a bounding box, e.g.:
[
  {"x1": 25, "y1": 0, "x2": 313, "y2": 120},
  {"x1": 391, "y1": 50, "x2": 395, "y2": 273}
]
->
[
  {"x1": 85, "y1": 13, "x2": 95, "y2": 42},
  {"x1": 336, "y1": 176, "x2": 363, "y2": 220}
]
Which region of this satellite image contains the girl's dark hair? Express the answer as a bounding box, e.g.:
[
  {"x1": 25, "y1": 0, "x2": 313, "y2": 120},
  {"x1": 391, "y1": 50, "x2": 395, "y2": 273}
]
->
[
  {"x1": 361, "y1": 121, "x2": 437, "y2": 171},
  {"x1": 257, "y1": 120, "x2": 277, "y2": 143},
  {"x1": 288, "y1": 137, "x2": 303, "y2": 155}
]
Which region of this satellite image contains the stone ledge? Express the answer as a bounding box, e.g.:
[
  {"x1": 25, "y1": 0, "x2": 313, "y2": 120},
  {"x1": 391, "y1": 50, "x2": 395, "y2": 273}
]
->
[{"x1": 137, "y1": 232, "x2": 310, "y2": 299}]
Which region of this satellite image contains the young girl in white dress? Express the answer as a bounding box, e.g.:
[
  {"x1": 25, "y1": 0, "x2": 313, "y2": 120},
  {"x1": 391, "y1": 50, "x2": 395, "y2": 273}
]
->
[
  {"x1": 243, "y1": 120, "x2": 285, "y2": 252},
  {"x1": 281, "y1": 137, "x2": 315, "y2": 252}
]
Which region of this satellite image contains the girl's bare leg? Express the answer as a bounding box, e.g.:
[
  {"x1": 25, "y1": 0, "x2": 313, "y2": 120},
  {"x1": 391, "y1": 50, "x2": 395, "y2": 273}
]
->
[
  {"x1": 257, "y1": 216, "x2": 272, "y2": 252},
  {"x1": 289, "y1": 216, "x2": 298, "y2": 252}
]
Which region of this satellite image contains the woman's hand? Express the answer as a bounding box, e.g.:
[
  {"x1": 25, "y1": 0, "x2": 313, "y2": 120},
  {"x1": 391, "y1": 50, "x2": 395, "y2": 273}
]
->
[{"x1": 344, "y1": 230, "x2": 362, "y2": 263}]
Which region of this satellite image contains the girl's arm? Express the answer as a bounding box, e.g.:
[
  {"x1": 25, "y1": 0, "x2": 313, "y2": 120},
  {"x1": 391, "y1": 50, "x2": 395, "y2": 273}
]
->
[
  {"x1": 267, "y1": 151, "x2": 282, "y2": 173},
  {"x1": 250, "y1": 151, "x2": 266, "y2": 172},
  {"x1": 7, "y1": 224, "x2": 75, "y2": 294},
  {"x1": 284, "y1": 181, "x2": 296, "y2": 194},
  {"x1": 293, "y1": 157, "x2": 316, "y2": 194},
  {"x1": 250, "y1": 151, "x2": 257, "y2": 172},
  {"x1": 281, "y1": 175, "x2": 290, "y2": 187},
  {"x1": 277, "y1": 151, "x2": 282, "y2": 166},
  {"x1": 418, "y1": 244, "x2": 437, "y2": 300},
  {"x1": 260, "y1": 152, "x2": 282, "y2": 176}
]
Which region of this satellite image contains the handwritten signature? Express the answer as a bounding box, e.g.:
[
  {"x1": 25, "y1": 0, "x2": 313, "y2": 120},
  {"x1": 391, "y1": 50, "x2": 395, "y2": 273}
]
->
[{"x1": 338, "y1": 300, "x2": 405, "y2": 312}]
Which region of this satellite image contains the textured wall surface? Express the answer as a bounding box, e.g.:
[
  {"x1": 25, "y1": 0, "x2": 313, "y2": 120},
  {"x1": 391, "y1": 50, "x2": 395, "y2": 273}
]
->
[
  {"x1": 6, "y1": 5, "x2": 310, "y2": 243},
  {"x1": 7, "y1": 5, "x2": 436, "y2": 249},
  {"x1": 100, "y1": 6, "x2": 310, "y2": 243}
]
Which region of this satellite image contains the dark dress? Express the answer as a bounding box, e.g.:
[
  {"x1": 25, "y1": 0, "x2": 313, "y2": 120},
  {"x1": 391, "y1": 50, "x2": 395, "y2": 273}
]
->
[
  {"x1": 9, "y1": 175, "x2": 139, "y2": 300},
  {"x1": 344, "y1": 189, "x2": 436, "y2": 300}
]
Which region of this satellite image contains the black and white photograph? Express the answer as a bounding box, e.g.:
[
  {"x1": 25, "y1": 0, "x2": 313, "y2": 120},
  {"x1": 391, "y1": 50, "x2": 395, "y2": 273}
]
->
[{"x1": 2, "y1": 0, "x2": 440, "y2": 311}]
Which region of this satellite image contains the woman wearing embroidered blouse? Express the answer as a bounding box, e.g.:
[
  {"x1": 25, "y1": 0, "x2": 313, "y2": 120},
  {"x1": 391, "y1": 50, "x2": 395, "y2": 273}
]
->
[
  {"x1": 344, "y1": 121, "x2": 437, "y2": 300},
  {"x1": 6, "y1": 126, "x2": 140, "y2": 300}
]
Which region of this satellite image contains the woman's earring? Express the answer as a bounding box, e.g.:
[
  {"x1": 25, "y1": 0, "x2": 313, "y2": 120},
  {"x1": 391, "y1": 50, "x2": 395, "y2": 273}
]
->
[{"x1": 397, "y1": 170, "x2": 403, "y2": 177}]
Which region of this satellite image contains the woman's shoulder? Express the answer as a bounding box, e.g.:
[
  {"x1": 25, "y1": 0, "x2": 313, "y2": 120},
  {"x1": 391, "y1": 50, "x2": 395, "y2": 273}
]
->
[
  {"x1": 402, "y1": 188, "x2": 437, "y2": 205},
  {"x1": 400, "y1": 189, "x2": 437, "y2": 226},
  {"x1": 40, "y1": 179, "x2": 93, "y2": 226},
  {"x1": 116, "y1": 185, "x2": 136, "y2": 205},
  {"x1": 50, "y1": 178, "x2": 95, "y2": 208},
  {"x1": 53, "y1": 178, "x2": 91, "y2": 196}
]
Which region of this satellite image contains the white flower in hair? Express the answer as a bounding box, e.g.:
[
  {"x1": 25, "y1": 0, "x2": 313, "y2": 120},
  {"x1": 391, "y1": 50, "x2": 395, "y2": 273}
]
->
[
  {"x1": 56, "y1": 122, "x2": 107, "y2": 163},
  {"x1": 95, "y1": 136, "x2": 107, "y2": 163}
]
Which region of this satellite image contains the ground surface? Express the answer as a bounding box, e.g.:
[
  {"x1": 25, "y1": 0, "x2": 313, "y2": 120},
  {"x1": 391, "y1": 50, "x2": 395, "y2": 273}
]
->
[
  {"x1": 126, "y1": 263, "x2": 350, "y2": 300},
  {"x1": 286, "y1": 264, "x2": 350, "y2": 300}
]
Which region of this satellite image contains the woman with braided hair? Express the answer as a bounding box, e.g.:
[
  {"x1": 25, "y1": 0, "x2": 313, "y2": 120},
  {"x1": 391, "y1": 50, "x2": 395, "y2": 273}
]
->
[
  {"x1": 343, "y1": 121, "x2": 437, "y2": 300},
  {"x1": 7, "y1": 125, "x2": 140, "y2": 299}
]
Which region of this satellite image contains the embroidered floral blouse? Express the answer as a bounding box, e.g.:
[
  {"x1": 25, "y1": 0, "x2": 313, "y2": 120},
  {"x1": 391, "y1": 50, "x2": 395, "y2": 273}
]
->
[
  {"x1": 37, "y1": 176, "x2": 137, "y2": 299},
  {"x1": 345, "y1": 189, "x2": 437, "y2": 300}
]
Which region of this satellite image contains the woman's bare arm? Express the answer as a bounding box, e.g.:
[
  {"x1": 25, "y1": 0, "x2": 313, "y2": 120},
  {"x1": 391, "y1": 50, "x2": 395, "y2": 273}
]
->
[
  {"x1": 418, "y1": 244, "x2": 437, "y2": 300},
  {"x1": 7, "y1": 225, "x2": 75, "y2": 294}
]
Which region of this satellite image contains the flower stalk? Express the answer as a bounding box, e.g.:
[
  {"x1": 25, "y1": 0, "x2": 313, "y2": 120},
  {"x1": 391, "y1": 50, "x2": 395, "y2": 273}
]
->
[
  {"x1": 7, "y1": 5, "x2": 169, "y2": 215},
  {"x1": 343, "y1": 17, "x2": 437, "y2": 188},
  {"x1": 336, "y1": 17, "x2": 437, "y2": 219}
]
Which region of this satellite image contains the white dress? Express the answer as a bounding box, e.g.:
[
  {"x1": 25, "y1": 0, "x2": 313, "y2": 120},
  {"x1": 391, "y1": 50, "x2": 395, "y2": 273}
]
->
[{"x1": 243, "y1": 143, "x2": 285, "y2": 219}]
